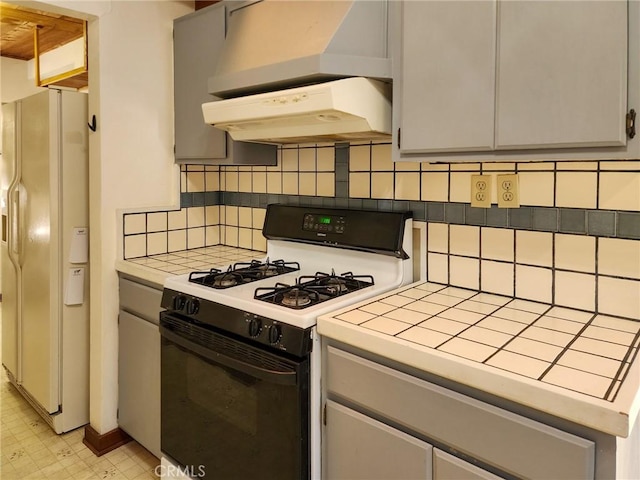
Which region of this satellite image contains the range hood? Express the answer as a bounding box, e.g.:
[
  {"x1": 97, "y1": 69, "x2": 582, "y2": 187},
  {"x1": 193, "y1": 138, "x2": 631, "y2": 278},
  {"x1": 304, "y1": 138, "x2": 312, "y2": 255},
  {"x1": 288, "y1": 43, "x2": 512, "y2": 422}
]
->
[
  {"x1": 202, "y1": 77, "x2": 391, "y2": 144},
  {"x1": 201, "y1": 0, "x2": 391, "y2": 144}
]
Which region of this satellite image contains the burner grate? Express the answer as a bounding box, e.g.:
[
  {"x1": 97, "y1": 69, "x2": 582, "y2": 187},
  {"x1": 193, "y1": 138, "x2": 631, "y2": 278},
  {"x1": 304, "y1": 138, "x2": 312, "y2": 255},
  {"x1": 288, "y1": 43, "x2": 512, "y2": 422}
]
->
[
  {"x1": 254, "y1": 271, "x2": 374, "y2": 309},
  {"x1": 188, "y1": 259, "x2": 300, "y2": 289}
]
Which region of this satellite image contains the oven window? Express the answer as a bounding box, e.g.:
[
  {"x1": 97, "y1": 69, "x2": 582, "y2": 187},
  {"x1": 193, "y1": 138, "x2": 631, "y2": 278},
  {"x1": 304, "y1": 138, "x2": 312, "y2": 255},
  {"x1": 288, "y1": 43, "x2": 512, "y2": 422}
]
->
[{"x1": 161, "y1": 334, "x2": 309, "y2": 480}]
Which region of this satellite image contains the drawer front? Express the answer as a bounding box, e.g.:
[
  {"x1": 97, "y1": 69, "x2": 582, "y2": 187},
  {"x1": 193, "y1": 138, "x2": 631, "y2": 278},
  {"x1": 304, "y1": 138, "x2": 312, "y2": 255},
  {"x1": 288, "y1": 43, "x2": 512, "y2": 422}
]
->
[
  {"x1": 326, "y1": 400, "x2": 433, "y2": 480},
  {"x1": 119, "y1": 278, "x2": 163, "y2": 325},
  {"x1": 326, "y1": 347, "x2": 594, "y2": 480}
]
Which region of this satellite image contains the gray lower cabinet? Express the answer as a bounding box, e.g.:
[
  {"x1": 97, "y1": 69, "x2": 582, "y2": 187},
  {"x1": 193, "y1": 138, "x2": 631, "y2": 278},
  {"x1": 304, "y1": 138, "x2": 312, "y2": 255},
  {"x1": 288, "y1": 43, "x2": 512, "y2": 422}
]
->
[
  {"x1": 325, "y1": 400, "x2": 433, "y2": 479},
  {"x1": 324, "y1": 346, "x2": 596, "y2": 480},
  {"x1": 118, "y1": 277, "x2": 162, "y2": 458}
]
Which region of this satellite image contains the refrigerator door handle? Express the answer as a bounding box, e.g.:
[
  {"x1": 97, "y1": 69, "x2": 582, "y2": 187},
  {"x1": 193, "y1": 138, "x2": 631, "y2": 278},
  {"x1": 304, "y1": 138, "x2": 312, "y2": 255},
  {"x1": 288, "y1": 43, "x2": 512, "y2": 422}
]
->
[{"x1": 10, "y1": 188, "x2": 21, "y2": 258}]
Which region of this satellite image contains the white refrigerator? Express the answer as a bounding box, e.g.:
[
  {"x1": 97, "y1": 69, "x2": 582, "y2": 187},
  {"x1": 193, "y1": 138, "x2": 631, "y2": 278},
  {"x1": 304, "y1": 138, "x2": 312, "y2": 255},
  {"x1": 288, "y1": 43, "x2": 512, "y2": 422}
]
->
[{"x1": 1, "y1": 89, "x2": 90, "y2": 433}]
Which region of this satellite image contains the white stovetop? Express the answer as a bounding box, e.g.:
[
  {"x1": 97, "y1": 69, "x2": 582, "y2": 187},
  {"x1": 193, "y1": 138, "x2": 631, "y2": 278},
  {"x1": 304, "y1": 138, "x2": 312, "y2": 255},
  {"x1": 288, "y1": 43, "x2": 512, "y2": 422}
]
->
[
  {"x1": 318, "y1": 281, "x2": 640, "y2": 438},
  {"x1": 164, "y1": 240, "x2": 411, "y2": 329}
]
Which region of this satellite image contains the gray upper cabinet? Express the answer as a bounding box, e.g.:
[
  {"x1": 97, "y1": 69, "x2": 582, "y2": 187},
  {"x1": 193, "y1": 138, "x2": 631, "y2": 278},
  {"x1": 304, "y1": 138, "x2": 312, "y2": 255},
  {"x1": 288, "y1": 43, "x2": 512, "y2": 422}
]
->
[
  {"x1": 173, "y1": 3, "x2": 277, "y2": 165},
  {"x1": 393, "y1": 0, "x2": 632, "y2": 162}
]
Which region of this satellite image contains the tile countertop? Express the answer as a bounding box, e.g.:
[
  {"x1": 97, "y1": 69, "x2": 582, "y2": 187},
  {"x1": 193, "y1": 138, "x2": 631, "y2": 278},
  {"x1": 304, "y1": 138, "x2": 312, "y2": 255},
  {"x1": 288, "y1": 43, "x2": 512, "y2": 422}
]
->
[
  {"x1": 318, "y1": 281, "x2": 640, "y2": 438},
  {"x1": 115, "y1": 246, "x2": 267, "y2": 286}
]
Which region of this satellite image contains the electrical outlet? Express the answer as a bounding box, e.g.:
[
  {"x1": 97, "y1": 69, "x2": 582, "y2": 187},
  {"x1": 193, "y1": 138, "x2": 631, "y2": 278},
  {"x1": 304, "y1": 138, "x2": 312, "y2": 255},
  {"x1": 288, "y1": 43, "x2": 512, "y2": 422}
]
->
[
  {"x1": 471, "y1": 175, "x2": 492, "y2": 208},
  {"x1": 497, "y1": 174, "x2": 520, "y2": 208}
]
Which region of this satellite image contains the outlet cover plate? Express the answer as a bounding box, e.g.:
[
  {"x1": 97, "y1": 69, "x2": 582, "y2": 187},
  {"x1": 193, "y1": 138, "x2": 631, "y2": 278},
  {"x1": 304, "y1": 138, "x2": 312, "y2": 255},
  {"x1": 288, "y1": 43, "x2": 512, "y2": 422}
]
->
[
  {"x1": 471, "y1": 174, "x2": 492, "y2": 208},
  {"x1": 497, "y1": 174, "x2": 520, "y2": 208}
]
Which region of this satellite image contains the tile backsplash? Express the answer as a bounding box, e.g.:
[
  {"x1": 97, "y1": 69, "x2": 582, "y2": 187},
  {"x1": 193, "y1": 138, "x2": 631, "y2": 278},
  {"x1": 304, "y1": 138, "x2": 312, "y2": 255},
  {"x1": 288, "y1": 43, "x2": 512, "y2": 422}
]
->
[{"x1": 123, "y1": 142, "x2": 640, "y2": 320}]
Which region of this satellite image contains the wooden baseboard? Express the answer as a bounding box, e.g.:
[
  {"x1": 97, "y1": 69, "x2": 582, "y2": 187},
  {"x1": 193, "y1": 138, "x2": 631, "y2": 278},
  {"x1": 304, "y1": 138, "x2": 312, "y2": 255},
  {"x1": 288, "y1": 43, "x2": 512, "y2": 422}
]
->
[{"x1": 83, "y1": 425, "x2": 132, "y2": 457}]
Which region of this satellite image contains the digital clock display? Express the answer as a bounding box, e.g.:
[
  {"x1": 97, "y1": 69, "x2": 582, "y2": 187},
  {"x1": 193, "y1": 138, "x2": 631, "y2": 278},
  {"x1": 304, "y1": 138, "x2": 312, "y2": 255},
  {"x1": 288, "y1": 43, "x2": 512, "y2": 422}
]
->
[{"x1": 319, "y1": 217, "x2": 331, "y2": 224}]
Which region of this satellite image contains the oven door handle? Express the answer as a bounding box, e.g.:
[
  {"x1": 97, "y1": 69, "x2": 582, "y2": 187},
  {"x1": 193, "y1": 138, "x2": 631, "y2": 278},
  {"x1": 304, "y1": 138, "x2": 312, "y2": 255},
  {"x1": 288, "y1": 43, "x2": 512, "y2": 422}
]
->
[{"x1": 161, "y1": 326, "x2": 298, "y2": 386}]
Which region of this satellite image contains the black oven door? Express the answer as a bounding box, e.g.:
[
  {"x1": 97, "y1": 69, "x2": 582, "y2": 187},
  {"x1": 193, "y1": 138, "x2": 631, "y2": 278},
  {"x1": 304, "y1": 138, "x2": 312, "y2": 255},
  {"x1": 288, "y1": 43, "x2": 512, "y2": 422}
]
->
[{"x1": 160, "y1": 312, "x2": 310, "y2": 480}]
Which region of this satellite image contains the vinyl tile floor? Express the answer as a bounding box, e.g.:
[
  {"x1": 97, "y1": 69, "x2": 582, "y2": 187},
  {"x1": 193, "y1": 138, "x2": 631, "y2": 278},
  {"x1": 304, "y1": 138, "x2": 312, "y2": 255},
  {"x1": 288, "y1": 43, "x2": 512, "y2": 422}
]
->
[{"x1": 0, "y1": 311, "x2": 160, "y2": 479}]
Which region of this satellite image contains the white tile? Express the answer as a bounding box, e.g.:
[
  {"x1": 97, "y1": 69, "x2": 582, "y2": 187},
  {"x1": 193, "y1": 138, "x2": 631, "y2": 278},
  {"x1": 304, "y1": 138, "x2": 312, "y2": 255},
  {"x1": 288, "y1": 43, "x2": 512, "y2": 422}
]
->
[
  {"x1": 414, "y1": 282, "x2": 447, "y2": 293},
  {"x1": 554, "y1": 234, "x2": 595, "y2": 273},
  {"x1": 582, "y1": 325, "x2": 637, "y2": 347},
  {"x1": 599, "y1": 172, "x2": 640, "y2": 211},
  {"x1": 505, "y1": 298, "x2": 550, "y2": 314},
  {"x1": 349, "y1": 145, "x2": 370, "y2": 171},
  {"x1": 438, "y1": 308, "x2": 485, "y2": 325},
  {"x1": 147, "y1": 212, "x2": 167, "y2": 233},
  {"x1": 555, "y1": 172, "x2": 597, "y2": 208},
  {"x1": 399, "y1": 287, "x2": 431, "y2": 300},
  {"x1": 317, "y1": 146, "x2": 335, "y2": 171},
  {"x1": 519, "y1": 171, "x2": 555, "y2": 207},
  {"x1": 515, "y1": 265, "x2": 552, "y2": 303},
  {"x1": 298, "y1": 147, "x2": 316, "y2": 171},
  {"x1": 470, "y1": 292, "x2": 511, "y2": 306},
  {"x1": 281, "y1": 148, "x2": 298, "y2": 171},
  {"x1": 480, "y1": 261, "x2": 514, "y2": 297},
  {"x1": 168, "y1": 230, "x2": 186, "y2": 252},
  {"x1": 481, "y1": 227, "x2": 514, "y2": 262},
  {"x1": 600, "y1": 160, "x2": 640, "y2": 171},
  {"x1": 403, "y1": 301, "x2": 448, "y2": 316},
  {"x1": 168, "y1": 208, "x2": 187, "y2": 230},
  {"x1": 450, "y1": 256, "x2": 479, "y2": 290},
  {"x1": 421, "y1": 172, "x2": 449, "y2": 202},
  {"x1": 395, "y1": 173, "x2": 421, "y2": 201},
  {"x1": 187, "y1": 207, "x2": 205, "y2": 228},
  {"x1": 124, "y1": 213, "x2": 146, "y2": 235},
  {"x1": 486, "y1": 350, "x2": 549, "y2": 379},
  {"x1": 599, "y1": 238, "x2": 640, "y2": 279},
  {"x1": 371, "y1": 144, "x2": 394, "y2": 171},
  {"x1": 543, "y1": 365, "x2": 611, "y2": 398},
  {"x1": 449, "y1": 225, "x2": 480, "y2": 257},
  {"x1": 533, "y1": 316, "x2": 584, "y2": 335},
  {"x1": 477, "y1": 316, "x2": 526, "y2": 335},
  {"x1": 350, "y1": 173, "x2": 371, "y2": 198},
  {"x1": 124, "y1": 234, "x2": 146, "y2": 259},
  {"x1": 520, "y1": 326, "x2": 574, "y2": 347},
  {"x1": 252, "y1": 208, "x2": 266, "y2": 229},
  {"x1": 591, "y1": 315, "x2": 640, "y2": 334},
  {"x1": 516, "y1": 231, "x2": 553, "y2": 267},
  {"x1": 362, "y1": 317, "x2": 411, "y2": 336},
  {"x1": 492, "y1": 307, "x2": 539, "y2": 324},
  {"x1": 317, "y1": 172, "x2": 335, "y2": 197},
  {"x1": 359, "y1": 302, "x2": 397, "y2": 316},
  {"x1": 425, "y1": 293, "x2": 466, "y2": 307},
  {"x1": 545, "y1": 306, "x2": 593, "y2": 323},
  {"x1": 459, "y1": 326, "x2": 512, "y2": 348},
  {"x1": 555, "y1": 271, "x2": 595, "y2": 311},
  {"x1": 556, "y1": 161, "x2": 598, "y2": 171},
  {"x1": 427, "y1": 253, "x2": 448, "y2": 284},
  {"x1": 558, "y1": 350, "x2": 622, "y2": 378},
  {"x1": 438, "y1": 337, "x2": 497, "y2": 363},
  {"x1": 598, "y1": 277, "x2": 640, "y2": 320},
  {"x1": 449, "y1": 172, "x2": 473, "y2": 203},
  {"x1": 336, "y1": 309, "x2": 377, "y2": 325},
  {"x1": 504, "y1": 336, "x2": 563, "y2": 362},
  {"x1": 457, "y1": 300, "x2": 500, "y2": 315},
  {"x1": 147, "y1": 232, "x2": 167, "y2": 256},
  {"x1": 419, "y1": 316, "x2": 469, "y2": 335},
  {"x1": 427, "y1": 223, "x2": 449, "y2": 253},
  {"x1": 383, "y1": 308, "x2": 431, "y2": 325},
  {"x1": 438, "y1": 286, "x2": 476, "y2": 299},
  {"x1": 371, "y1": 172, "x2": 394, "y2": 199},
  {"x1": 380, "y1": 295, "x2": 415, "y2": 308},
  {"x1": 397, "y1": 327, "x2": 451, "y2": 349}
]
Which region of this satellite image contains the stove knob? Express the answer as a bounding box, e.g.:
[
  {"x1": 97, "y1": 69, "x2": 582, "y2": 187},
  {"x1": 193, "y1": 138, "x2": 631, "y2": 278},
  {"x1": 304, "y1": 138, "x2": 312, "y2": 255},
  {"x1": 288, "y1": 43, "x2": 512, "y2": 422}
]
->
[
  {"x1": 248, "y1": 318, "x2": 262, "y2": 337},
  {"x1": 186, "y1": 298, "x2": 200, "y2": 315},
  {"x1": 173, "y1": 295, "x2": 187, "y2": 311},
  {"x1": 268, "y1": 324, "x2": 282, "y2": 344}
]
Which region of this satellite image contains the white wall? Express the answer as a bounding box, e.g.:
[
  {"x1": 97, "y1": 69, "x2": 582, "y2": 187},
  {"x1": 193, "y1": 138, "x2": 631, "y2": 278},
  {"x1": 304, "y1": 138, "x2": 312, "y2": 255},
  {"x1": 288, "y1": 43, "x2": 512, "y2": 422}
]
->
[{"x1": 36, "y1": 0, "x2": 192, "y2": 434}]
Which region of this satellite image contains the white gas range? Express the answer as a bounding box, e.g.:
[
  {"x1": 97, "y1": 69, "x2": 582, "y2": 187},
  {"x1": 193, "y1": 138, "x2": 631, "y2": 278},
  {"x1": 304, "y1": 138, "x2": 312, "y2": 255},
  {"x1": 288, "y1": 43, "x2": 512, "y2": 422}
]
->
[{"x1": 159, "y1": 204, "x2": 412, "y2": 480}]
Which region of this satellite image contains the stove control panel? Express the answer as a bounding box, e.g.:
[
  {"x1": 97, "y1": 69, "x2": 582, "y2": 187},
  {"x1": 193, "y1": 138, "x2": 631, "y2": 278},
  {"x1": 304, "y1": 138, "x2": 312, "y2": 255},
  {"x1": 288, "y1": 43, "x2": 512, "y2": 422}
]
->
[{"x1": 302, "y1": 213, "x2": 345, "y2": 234}]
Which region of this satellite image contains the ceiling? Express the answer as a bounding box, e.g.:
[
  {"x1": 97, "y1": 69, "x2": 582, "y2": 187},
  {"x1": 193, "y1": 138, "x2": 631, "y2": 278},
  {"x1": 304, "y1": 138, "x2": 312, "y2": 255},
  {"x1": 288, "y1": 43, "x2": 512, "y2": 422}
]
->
[{"x1": 1, "y1": 2, "x2": 87, "y2": 88}]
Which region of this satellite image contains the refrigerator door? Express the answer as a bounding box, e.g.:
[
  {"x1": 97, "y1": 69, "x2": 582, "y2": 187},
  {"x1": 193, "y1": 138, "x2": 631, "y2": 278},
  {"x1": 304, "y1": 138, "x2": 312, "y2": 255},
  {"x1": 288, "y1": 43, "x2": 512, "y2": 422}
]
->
[
  {"x1": 19, "y1": 91, "x2": 60, "y2": 414},
  {"x1": 1, "y1": 102, "x2": 20, "y2": 379}
]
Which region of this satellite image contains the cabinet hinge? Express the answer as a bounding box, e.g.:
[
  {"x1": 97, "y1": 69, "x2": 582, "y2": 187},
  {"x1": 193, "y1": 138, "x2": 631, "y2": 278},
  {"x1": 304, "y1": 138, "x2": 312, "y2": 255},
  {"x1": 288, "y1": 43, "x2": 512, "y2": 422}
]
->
[
  {"x1": 627, "y1": 109, "x2": 636, "y2": 139},
  {"x1": 323, "y1": 403, "x2": 327, "y2": 426},
  {"x1": 397, "y1": 128, "x2": 401, "y2": 149}
]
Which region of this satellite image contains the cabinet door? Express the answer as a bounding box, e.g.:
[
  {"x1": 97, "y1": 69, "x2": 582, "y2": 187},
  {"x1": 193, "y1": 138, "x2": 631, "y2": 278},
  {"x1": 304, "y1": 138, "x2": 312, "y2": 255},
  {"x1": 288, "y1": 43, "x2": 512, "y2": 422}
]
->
[
  {"x1": 173, "y1": 4, "x2": 227, "y2": 161},
  {"x1": 118, "y1": 311, "x2": 161, "y2": 458},
  {"x1": 325, "y1": 400, "x2": 432, "y2": 480},
  {"x1": 495, "y1": 1, "x2": 628, "y2": 149},
  {"x1": 399, "y1": 1, "x2": 496, "y2": 153},
  {"x1": 433, "y1": 450, "x2": 503, "y2": 480}
]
